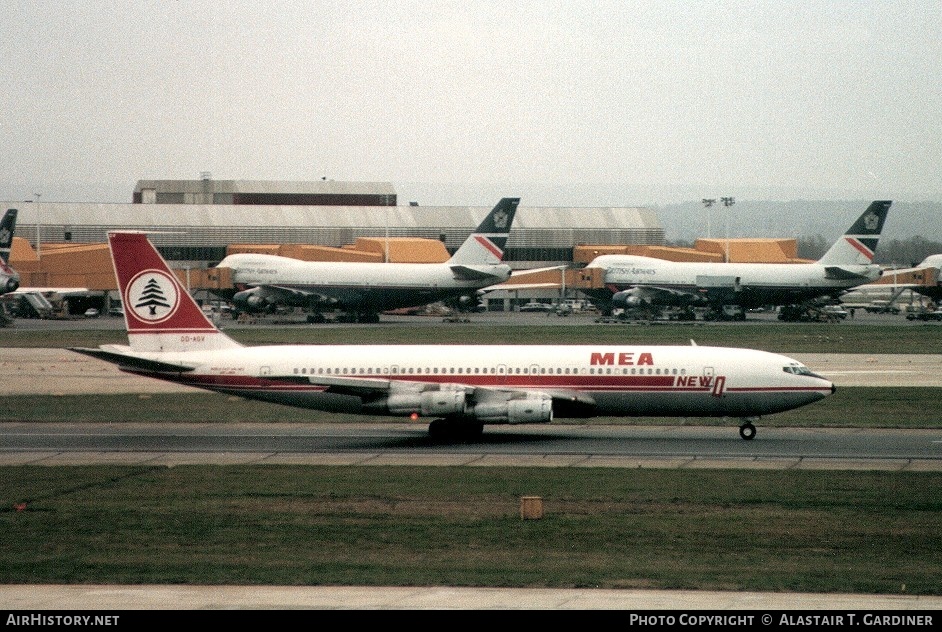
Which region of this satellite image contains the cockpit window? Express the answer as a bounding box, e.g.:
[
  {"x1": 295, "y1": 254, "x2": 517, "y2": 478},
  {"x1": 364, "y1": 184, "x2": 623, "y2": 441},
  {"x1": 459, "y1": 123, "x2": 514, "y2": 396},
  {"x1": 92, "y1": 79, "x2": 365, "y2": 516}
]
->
[{"x1": 783, "y1": 364, "x2": 823, "y2": 379}]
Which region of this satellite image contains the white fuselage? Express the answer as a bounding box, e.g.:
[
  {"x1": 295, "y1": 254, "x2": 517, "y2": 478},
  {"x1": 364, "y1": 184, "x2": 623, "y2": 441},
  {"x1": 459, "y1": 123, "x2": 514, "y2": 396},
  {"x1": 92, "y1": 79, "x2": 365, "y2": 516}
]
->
[
  {"x1": 119, "y1": 343, "x2": 834, "y2": 421},
  {"x1": 590, "y1": 255, "x2": 882, "y2": 308},
  {"x1": 217, "y1": 253, "x2": 511, "y2": 310}
]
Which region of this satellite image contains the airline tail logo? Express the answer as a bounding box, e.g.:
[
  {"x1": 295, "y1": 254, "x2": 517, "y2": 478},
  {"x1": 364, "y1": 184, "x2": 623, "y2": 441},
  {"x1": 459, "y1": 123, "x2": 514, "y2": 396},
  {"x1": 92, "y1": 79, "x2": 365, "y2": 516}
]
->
[
  {"x1": 492, "y1": 209, "x2": 510, "y2": 229},
  {"x1": 845, "y1": 237, "x2": 876, "y2": 262},
  {"x1": 473, "y1": 235, "x2": 505, "y2": 259},
  {"x1": 0, "y1": 226, "x2": 10, "y2": 245},
  {"x1": 863, "y1": 211, "x2": 880, "y2": 232},
  {"x1": 126, "y1": 269, "x2": 180, "y2": 324}
]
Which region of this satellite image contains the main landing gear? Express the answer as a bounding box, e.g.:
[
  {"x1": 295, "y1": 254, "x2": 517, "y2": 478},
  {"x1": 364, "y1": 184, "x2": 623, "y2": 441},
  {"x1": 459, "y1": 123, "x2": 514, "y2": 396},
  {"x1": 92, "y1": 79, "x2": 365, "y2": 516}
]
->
[
  {"x1": 739, "y1": 419, "x2": 758, "y2": 440},
  {"x1": 428, "y1": 418, "x2": 484, "y2": 442}
]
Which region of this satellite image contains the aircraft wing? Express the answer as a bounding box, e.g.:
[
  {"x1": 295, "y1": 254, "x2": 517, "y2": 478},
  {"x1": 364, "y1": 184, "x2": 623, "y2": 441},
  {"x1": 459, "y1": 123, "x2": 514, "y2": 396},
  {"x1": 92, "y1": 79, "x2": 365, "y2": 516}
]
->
[
  {"x1": 275, "y1": 373, "x2": 597, "y2": 415},
  {"x1": 482, "y1": 266, "x2": 569, "y2": 291},
  {"x1": 8, "y1": 287, "x2": 91, "y2": 296},
  {"x1": 291, "y1": 374, "x2": 397, "y2": 396},
  {"x1": 824, "y1": 266, "x2": 871, "y2": 281},
  {"x1": 482, "y1": 282, "x2": 561, "y2": 294}
]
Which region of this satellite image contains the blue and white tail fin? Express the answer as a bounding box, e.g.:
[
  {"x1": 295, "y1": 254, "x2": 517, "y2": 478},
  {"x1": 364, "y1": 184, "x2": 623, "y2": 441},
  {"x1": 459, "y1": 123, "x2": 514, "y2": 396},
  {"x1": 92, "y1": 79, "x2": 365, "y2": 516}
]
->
[
  {"x1": 108, "y1": 232, "x2": 242, "y2": 353},
  {"x1": 448, "y1": 198, "x2": 519, "y2": 265},
  {"x1": 817, "y1": 201, "x2": 892, "y2": 266}
]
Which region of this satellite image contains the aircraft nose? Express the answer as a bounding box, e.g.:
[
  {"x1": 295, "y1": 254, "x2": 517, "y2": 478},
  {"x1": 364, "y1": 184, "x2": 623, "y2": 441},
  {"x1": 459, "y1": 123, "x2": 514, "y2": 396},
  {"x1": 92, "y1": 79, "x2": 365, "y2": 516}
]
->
[{"x1": 831, "y1": 383, "x2": 837, "y2": 394}]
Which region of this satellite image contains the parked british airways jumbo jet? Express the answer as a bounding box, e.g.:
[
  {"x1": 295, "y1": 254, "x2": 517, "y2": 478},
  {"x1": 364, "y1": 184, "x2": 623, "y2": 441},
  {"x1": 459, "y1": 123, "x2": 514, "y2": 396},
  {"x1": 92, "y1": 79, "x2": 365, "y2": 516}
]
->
[
  {"x1": 0, "y1": 209, "x2": 21, "y2": 295},
  {"x1": 583, "y1": 200, "x2": 892, "y2": 321},
  {"x1": 213, "y1": 198, "x2": 519, "y2": 322},
  {"x1": 70, "y1": 232, "x2": 836, "y2": 440}
]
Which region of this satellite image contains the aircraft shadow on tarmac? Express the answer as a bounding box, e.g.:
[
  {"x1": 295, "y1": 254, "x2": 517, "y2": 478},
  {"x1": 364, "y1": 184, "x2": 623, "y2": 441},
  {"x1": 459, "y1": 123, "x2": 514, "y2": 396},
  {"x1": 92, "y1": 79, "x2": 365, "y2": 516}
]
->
[{"x1": 347, "y1": 429, "x2": 574, "y2": 450}]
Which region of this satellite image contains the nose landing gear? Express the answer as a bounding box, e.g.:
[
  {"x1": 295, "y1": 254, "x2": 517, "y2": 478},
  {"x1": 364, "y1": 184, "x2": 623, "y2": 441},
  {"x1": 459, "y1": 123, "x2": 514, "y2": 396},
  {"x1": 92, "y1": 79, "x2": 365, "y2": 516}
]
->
[{"x1": 739, "y1": 419, "x2": 757, "y2": 440}]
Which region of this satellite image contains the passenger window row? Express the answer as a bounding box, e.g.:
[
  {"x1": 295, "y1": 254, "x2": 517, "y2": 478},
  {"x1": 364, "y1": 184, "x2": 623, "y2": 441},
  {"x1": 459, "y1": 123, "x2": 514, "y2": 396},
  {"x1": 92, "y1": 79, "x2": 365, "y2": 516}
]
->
[{"x1": 291, "y1": 366, "x2": 688, "y2": 376}]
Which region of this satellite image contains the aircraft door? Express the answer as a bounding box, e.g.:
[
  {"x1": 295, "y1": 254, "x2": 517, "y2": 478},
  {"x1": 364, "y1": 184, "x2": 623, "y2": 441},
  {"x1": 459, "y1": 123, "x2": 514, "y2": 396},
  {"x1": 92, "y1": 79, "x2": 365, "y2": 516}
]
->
[{"x1": 701, "y1": 366, "x2": 723, "y2": 395}]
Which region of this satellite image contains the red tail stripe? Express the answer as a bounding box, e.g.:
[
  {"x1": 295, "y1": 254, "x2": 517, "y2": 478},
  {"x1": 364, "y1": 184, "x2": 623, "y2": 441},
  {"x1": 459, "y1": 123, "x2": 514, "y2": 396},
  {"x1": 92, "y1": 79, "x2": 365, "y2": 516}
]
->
[
  {"x1": 474, "y1": 235, "x2": 504, "y2": 259},
  {"x1": 845, "y1": 237, "x2": 874, "y2": 261}
]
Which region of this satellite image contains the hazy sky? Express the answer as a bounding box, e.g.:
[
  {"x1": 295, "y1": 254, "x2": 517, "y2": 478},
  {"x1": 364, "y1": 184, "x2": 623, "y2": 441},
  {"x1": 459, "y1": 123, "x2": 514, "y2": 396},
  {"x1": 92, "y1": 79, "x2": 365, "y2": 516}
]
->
[{"x1": 1, "y1": 1, "x2": 940, "y2": 207}]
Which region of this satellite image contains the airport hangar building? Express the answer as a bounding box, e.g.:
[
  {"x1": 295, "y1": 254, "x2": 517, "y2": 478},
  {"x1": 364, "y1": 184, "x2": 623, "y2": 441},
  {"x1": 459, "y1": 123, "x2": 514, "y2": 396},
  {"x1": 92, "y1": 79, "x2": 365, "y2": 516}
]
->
[{"x1": 4, "y1": 179, "x2": 665, "y2": 311}]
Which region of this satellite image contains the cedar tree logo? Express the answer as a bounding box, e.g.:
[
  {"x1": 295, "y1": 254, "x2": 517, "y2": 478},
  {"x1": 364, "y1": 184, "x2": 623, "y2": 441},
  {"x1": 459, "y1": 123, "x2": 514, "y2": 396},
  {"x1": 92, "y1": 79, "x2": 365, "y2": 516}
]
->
[{"x1": 126, "y1": 269, "x2": 180, "y2": 323}]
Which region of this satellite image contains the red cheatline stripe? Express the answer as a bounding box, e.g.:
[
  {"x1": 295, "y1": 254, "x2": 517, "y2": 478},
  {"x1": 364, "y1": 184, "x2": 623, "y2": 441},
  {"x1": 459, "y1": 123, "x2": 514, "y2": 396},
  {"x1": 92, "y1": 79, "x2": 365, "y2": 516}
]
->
[
  {"x1": 176, "y1": 384, "x2": 831, "y2": 397},
  {"x1": 474, "y1": 235, "x2": 503, "y2": 259},
  {"x1": 128, "y1": 328, "x2": 222, "y2": 335},
  {"x1": 845, "y1": 237, "x2": 874, "y2": 261},
  {"x1": 141, "y1": 372, "x2": 830, "y2": 396}
]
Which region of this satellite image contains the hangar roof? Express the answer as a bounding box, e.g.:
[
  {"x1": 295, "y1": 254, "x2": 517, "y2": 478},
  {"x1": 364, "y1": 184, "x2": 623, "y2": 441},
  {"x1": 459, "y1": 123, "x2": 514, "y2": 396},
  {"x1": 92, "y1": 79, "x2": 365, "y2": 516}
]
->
[
  {"x1": 5, "y1": 203, "x2": 661, "y2": 249},
  {"x1": 8, "y1": 203, "x2": 658, "y2": 231},
  {"x1": 133, "y1": 179, "x2": 397, "y2": 196}
]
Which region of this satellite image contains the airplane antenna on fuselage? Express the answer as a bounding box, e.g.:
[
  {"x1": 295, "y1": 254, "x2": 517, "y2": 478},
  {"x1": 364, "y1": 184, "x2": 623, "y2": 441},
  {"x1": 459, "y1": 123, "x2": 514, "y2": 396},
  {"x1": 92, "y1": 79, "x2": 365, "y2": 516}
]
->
[{"x1": 690, "y1": 339, "x2": 698, "y2": 346}]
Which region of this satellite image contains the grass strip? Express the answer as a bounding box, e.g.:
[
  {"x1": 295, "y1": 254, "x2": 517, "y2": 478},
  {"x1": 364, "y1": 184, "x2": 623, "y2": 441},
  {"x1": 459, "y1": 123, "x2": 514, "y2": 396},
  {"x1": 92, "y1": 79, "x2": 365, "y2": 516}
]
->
[{"x1": 1, "y1": 466, "x2": 939, "y2": 594}]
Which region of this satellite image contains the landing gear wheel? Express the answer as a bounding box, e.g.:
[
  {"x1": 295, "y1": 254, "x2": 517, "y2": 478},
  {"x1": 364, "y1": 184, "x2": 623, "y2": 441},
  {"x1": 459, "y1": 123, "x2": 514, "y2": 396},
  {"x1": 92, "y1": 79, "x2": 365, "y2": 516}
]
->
[
  {"x1": 428, "y1": 419, "x2": 447, "y2": 440},
  {"x1": 461, "y1": 422, "x2": 484, "y2": 440},
  {"x1": 428, "y1": 419, "x2": 484, "y2": 442},
  {"x1": 739, "y1": 422, "x2": 757, "y2": 440}
]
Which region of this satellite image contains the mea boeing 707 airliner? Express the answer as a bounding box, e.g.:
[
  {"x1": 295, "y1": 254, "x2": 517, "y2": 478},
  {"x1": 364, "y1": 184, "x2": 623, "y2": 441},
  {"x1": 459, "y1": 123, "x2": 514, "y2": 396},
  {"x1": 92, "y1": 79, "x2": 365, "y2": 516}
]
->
[{"x1": 71, "y1": 232, "x2": 836, "y2": 441}]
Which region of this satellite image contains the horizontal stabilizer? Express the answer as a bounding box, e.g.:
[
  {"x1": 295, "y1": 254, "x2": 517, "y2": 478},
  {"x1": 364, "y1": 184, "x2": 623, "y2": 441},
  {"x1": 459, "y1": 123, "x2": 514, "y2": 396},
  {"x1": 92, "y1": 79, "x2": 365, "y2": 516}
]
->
[
  {"x1": 70, "y1": 347, "x2": 196, "y2": 373},
  {"x1": 824, "y1": 266, "x2": 870, "y2": 281},
  {"x1": 450, "y1": 264, "x2": 507, "y2": 281}
]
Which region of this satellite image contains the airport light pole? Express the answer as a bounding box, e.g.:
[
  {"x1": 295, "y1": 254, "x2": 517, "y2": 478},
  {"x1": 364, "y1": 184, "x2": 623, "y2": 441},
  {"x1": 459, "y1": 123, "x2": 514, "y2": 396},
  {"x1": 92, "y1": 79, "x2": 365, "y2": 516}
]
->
[
  {"x1": 701, "y1": 198, "x2": 715, "y2": 239},
  {"x1": 721, "y1": 196, "x2": 735, "y2": 263}
]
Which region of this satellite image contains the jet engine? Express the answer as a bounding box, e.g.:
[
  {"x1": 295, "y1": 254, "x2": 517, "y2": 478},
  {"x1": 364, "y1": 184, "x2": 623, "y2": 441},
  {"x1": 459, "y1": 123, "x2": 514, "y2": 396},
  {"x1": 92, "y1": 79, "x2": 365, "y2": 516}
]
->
[
  {"x1": 386, "y1": 387, "x2": 467, "y2": 416},
  {"x1": 379, "y1": 386, "x2": 552, "y2": 424},
  {"x1": 471, "y1": 395, "x2": 553, "y2": 424},
  {"x1": 612, "y1": 289, "x2": 645, "y2": 307},
  {"x1": 232, "y1": 288, "x2": 273, "y2": 312},
  {"x1": 3, "y1": 275, "x2": 19, "y2": 294},
  {"x1": 442, "y1": 292, "x2": 485, "y2": 313}
]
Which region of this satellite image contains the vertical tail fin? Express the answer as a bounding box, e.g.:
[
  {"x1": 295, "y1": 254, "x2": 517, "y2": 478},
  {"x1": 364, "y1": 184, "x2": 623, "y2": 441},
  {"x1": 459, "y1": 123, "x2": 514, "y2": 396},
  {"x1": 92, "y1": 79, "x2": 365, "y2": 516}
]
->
[
  {"x1": 0, "y1": 209, "x2": 17, "y2": 264},
  {"x1": 448, "y1": 198, "x2": 519, "y2": 265},
  {"x1": 109, "y1": 232, "x2": 242, "y2": 353},
  {"x1": 817, "y1": 201, "x2": 892, "y2": 266}
]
